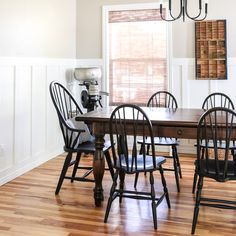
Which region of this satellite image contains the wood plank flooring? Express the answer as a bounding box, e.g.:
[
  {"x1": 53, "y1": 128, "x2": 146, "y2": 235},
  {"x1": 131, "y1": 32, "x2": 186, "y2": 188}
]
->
[{"x1": 0, "y1": 153, "x2": 236, "y2": 236}]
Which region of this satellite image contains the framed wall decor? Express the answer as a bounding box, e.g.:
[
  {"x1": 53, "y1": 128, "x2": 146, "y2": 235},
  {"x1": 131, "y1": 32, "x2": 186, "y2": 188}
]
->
[{"x1": 195, "y1": 20, "x2": 227, "y2": 80}]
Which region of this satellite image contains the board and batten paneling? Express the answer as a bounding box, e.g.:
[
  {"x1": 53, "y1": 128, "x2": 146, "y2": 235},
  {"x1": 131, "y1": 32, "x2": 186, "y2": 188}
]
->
[
  {"x1": 172, "y1": 58, "x2": 236, "y2": 108},
  {"x1": 0, "y1": 65, "x2": 14, "y2": 174},
  {"x1": 0, "y1": 57, "x2": 236, "y2": 185},
  {"x1": 0, "y1": 57, "x2": 77, "y2": 185},
  {"x1": 14, "y1": 66, "x2": 32, "y2": 165},
  {"x1": 32, "y1": 66, "x2": 47, "y2": 160}
]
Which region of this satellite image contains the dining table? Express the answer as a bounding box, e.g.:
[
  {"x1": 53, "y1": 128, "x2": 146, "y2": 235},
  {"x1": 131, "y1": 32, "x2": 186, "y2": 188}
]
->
[{"x1": 75, "y1": 106, "x2": 205, "y2": 206}]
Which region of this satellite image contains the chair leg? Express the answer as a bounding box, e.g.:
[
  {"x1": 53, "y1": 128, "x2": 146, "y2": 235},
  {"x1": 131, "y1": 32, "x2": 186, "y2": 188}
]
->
[
  {"x1": 232, "y1": 149, "x2": 236, "y2": 161},
  {"x1": 147, "y1": 144, "x2": 150, "y2": 155},
  {"x1": 173, "y1": 154, "x2": 180, "y2": 192},
  {"x1": 134, "y1": 172, "x2": 139, "y2": 189},
  {"x1": 191, "y1": 176, "x2": 203, "y2": 234},
  {"x1": 192, "y1": 165, "x2": 198, "y2": 194},
  {"x1": 173, "y1": 146, "x2": 182, "y2": 178},
  {"x1": 104, "y1": 170, "x2": 119, "y2": 223},
  {"x1": 55, "y1": 152, "x2": 73, "y2": 194},
  {"x1": 119, "y1": 170, "x2": 125, "y2": 204},
  {"x1": 193, "y1": 148, "x2": 204, "y2": 194},
  {"x1": 159, "y1": 166, "x2": 171, "y2": 208},
  {"x1": 144, "y1": 144, "x2": 151, "y2": 176},
  {"x1": 135, "y1": 142, "x2": 152, "y2": 189},
  {"x1": 150, "y1": 172, "x2": 157, "y2": 229},
  {"x1": 104, "y1": 150, "x2": 114, "y2": 180},
  {"x1": 71, "y1": 152, "x2": 82, "y2": 183},
  {"x1": 139, "y1": 143, "x2": 144, "y2": 155}
]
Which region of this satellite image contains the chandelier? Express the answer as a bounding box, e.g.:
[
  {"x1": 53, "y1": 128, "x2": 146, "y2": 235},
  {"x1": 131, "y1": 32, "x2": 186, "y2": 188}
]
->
[{"x1": 160, "y1": 0, "x2": 208, "y2": 22}]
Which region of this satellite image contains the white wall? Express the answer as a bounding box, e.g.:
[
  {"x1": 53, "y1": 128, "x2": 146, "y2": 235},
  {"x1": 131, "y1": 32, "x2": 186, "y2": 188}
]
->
[
  {"x1": 76, "y1": 0, "x2": 159, "y2": 58},
  {"x1": 172, "y1": 58, "x2": 236, "y2": 109},
  {"x1": 0, "y1": 0, "x2": 76, "y2": 58},
  {"x1": 172, "y1": 0, "x2": 236, "y2": 58},
  {"x1": 0, "y1": 57, "x2": 78, "y2": 185},
  {"x1": 0, "y1": 0, "x2": 77, "y2": 184},
  {"x1": 76, "y1": 0, "x2": 236, "y2": 58},
  {"x1": 0, "y1": 0, "x2": 236, "y2": 184}
]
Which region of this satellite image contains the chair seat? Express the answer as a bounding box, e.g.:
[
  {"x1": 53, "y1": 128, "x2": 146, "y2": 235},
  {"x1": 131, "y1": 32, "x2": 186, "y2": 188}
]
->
[
  {"x1": 197, "y1": 159, "x2": 236, "y2": 181},
  {"x1": 138, "y1": 137, "x2": 179, "y2": 146},
  {"x1": 115, "y1": 155, "x2": 166, "y2": 173},
  {"x1": 195, "y1": 140, "x2": 236, "y2": 149},
  {"x1": 65, "y1": 140, "x2": 112, "y2": 153},
  {"x1": 137, "y1": 136, "x2": 181, "y2": 192}
]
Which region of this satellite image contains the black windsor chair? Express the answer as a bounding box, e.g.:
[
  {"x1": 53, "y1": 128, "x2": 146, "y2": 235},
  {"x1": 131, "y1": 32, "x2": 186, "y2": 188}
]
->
[
  {"x1": 191, "y1": 107, "x2": 236, "y2": 234},
  {"x1": 49, "y1": 81, "x2": 114, "y2": 194},
  {"x1": 192, "y1": 92, "x2": 235, "y2": 193},
  {"x1": 135, "y1": 91, "x2": 182, "y2": 192},
  {"x1": 104, "y1": 104, "x2": 171, "y2": 229}
]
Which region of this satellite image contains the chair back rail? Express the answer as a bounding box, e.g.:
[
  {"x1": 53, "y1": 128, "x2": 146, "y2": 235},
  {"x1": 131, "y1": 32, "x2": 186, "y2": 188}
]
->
[
  {"x1": 202, "y1": 92, "x2": 235, "y2": 110},
  {"x1": 147, "y1": 91, "x2": 178, "y2": 109}
]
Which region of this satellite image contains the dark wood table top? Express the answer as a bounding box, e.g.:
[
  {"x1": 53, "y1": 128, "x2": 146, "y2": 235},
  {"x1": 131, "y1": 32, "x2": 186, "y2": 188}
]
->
[
  {"x1": 76, "y1": 107, "x2": 204, "y2": 127},
  {"x1": 76, "y1": 107, "x2": 206, "y2": 139}
]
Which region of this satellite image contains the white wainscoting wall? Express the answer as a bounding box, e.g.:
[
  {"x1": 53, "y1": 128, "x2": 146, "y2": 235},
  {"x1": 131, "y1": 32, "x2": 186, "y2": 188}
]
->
[
  {"x1": 172, "y1": 58, "x2": 236, "y2": 109},
  {"x1": 0, "y1": 57, "x2": 78, "y2": 185},
  {"x1": 0, "y1": 57, "x2": 236, "y2": 185}
]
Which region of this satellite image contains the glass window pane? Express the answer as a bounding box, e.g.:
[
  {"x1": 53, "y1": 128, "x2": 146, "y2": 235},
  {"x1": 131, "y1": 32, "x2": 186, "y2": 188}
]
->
[{"x1": 108, "y1": 9, "x2": 168, "y2": 106}]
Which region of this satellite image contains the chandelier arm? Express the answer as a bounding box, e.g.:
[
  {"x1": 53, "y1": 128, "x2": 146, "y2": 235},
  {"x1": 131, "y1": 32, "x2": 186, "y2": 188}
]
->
[
  {"x1": 185, "y1": 0, "x2": 208, "y2": 20},
  {"x1": 160, "y1": 0, "x2": 183, "y2": 22},
  {"x1": 169, "y1": 9, "x2": 183, "y2": 20},
  {"x1": 160, "y1": 4, "x2": 175, "y2": 21},
  {"x1": 160, "y1": 0, "x2": 208, "y2": 22},
  {"x1": 190, "y1": 11, "x2": 208, "y2": 21},
  {"x1": 185, "y1": 9, "x2": 202, "y2": 20},
  {"x1": 169, "y1": 0, "x2": 183, "y2": 20},
  {"x1": 160, "y1": 13, "x2": 180, "y2": 22},
  {"x1": 185, "y1": 0, "x2": 202, "y2": 20}
]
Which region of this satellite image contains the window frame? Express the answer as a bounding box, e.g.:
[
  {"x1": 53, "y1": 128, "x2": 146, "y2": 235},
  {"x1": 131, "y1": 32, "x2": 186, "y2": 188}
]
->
[{"x1": 102, "y1": 3, "x2": 172, "y2": 106}]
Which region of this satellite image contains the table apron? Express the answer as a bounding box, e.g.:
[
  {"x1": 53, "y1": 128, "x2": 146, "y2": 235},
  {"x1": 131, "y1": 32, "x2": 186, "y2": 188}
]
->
[
  {"x1": 156, "y1": 126, "x2": 197, "y2": 139},
  {"x1": 93, "y1": 122, "x2": 197, "y2": 139}
]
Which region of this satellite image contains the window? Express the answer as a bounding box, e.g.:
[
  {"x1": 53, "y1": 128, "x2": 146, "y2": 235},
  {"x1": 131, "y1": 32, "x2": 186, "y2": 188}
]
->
[{"x1": 103, "y1": 4, "x2": 169, "y2": 106}]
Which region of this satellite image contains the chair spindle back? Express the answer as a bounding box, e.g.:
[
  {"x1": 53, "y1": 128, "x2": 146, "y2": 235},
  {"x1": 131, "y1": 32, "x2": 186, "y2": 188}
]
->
[
  {"x1": 49, "y1": 81, "x2": 84, "y2": 149},
  {"x1": 109, "y1": 104, "x2": 156, "y2": 173},
  {"x1": 202, "y1": 92, "x2": 234, "y2": 110},
  {"x1": 197, "y1": 107, "x2": 236, "y2": 181},
  {"x1": 147, "y1": 91, "x2": 178, "y2": 109}
]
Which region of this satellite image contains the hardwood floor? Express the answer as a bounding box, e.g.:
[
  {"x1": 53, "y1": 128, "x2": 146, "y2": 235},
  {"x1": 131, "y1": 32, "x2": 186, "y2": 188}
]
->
[{"x1": 0, "y1": 153, "x2": 236, "y2": 236}]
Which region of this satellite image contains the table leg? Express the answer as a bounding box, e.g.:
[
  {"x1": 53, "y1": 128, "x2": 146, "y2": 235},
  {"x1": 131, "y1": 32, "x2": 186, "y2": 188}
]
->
[{"x1": 93, "y1": 134, "x2": 105, "y2": 207}]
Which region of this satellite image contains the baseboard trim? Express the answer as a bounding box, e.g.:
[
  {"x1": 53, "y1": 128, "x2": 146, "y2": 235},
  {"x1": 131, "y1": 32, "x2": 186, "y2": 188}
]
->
[{"x1": 0, "y1": 147, "x2": 63, "y2": 186}]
